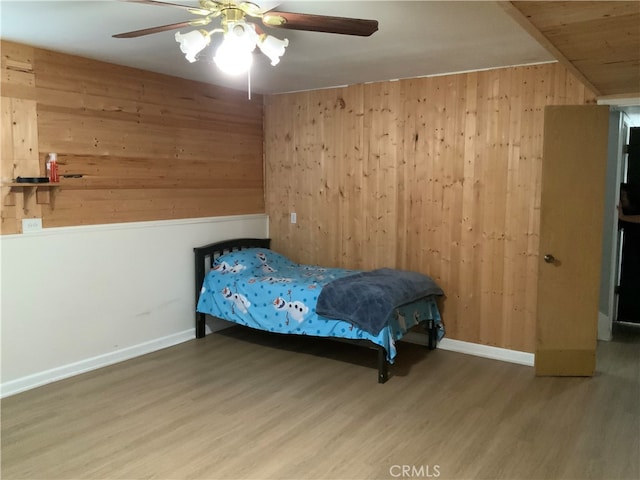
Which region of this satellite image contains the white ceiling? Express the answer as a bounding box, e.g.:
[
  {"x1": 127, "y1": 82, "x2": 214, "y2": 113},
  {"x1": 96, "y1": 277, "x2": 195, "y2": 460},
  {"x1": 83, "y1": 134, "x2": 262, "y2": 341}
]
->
[{"x1": 0, "y1": 0, "x2": 556, "y2": 95}]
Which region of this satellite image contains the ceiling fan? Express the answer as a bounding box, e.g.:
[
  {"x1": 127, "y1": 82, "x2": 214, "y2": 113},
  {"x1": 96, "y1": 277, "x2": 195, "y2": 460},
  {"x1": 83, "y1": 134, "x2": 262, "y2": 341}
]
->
[{"x1": 113, "y1": 0, "x2": 379, "y2": 75}]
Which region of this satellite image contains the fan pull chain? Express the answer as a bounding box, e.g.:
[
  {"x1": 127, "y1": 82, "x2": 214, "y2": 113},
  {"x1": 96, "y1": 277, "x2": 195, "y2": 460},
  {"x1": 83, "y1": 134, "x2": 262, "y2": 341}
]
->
[{"x1": 247, "y1": 66, "x2": 251, "y2": 100}]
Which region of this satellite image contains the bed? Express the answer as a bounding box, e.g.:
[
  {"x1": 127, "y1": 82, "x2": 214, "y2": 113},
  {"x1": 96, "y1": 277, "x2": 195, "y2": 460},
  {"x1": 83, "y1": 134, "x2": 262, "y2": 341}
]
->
[{"x1": 194, "y1": 238, "x2": 444, "y2": 383}]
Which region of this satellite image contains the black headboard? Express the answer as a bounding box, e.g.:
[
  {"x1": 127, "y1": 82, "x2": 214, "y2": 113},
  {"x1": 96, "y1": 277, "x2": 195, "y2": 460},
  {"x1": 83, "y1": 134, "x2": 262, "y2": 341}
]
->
[{"x1": 194, "y1": 238, "x2": 271, "y2": 337}]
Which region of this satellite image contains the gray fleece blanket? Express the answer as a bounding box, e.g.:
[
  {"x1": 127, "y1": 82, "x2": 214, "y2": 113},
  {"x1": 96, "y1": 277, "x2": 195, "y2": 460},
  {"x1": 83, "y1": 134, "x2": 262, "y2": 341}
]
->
[{"x1": 316, "y1": 268, "x2": 444, "y2": 336}]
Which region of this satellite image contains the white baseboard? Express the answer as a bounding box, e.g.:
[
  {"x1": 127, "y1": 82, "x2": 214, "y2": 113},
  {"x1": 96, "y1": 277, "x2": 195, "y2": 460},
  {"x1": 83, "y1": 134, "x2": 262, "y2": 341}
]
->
[
  {"x1": 1, "y1": 330, "x2": 195, "y2": 398},
  {"x1": 402, "y1": 332, "x2": 534, "y2": 367},
  {"x1": 2, "y1": 328, "x2": 533, "y2": 397}
]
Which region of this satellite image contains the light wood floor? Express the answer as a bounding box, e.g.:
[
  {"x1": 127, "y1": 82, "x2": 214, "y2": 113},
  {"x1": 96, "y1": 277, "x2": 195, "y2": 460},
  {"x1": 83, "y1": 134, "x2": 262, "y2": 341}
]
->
[{"x1": 2, "y1": 324, "x2": 639, "y2": 480}]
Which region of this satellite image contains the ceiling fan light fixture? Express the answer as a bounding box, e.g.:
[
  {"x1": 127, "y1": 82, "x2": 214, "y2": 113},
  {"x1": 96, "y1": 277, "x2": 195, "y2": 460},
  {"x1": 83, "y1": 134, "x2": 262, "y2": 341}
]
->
[
  {"x1": 175, "y1": 30, "x2": 211, "y2": 63},
  {"x1": 213, "y1": 20, "x2": 258, "y2": 75},
  {"x1": 116, "y1": 0, "x2": 380, "y2": 79},
  {"x1": 257, "y1": 34, "x2": 289, "y2": 66},
  {"x1": 214, "y1": 40, "x2": 253, "y2": 76},
  {"x1": 229, "y1": 21, "x2": 259, "y2": 51}
]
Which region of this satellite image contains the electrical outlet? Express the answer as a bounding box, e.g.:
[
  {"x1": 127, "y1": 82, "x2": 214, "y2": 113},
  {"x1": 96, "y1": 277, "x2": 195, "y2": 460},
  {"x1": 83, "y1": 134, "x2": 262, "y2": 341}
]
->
[
  {"x1": 290, "y1": 212, "x2": 297, "y2": 224},
  {"x1": 22, "y1": 218, "x2": 42, "y2": 233}
]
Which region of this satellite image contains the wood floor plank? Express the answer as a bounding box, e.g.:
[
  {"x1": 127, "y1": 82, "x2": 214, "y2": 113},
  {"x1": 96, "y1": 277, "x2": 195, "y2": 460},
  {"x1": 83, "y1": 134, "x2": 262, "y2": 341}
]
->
[{"x1": 2, "y1": 325, "x2": 639, "y2": 480}]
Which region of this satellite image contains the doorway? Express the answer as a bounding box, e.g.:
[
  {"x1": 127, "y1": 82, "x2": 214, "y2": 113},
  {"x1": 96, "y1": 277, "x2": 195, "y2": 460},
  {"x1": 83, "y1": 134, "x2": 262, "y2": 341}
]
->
[
  {"x1": 616, "y1": 127, "x2": 640, "y2": 325},
  {"x1": 599, "y1": 105, "x2": 640, "y2": 343}
]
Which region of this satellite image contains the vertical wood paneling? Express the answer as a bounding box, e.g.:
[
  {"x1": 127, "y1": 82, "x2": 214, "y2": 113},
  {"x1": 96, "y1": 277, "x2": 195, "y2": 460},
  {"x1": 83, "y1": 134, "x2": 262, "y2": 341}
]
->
[
  {"x1": 1, "y1": 40, "x2": 264, "y2": 234},
  {"x1": 1, "y1": 42, "x2": 40, "y2": 233},
  {"x1": 363, "y1": 82, "x2": 402, "y2": 270},
  {"x1": 341, "y1": 85, "x2": 365, "y2": 269},
  {"x1": 265, "y1": 63, "x2": 596, "y2": 352},
  {"x1": 457, "y1": 71, "x2": 479, "y2": 341}
]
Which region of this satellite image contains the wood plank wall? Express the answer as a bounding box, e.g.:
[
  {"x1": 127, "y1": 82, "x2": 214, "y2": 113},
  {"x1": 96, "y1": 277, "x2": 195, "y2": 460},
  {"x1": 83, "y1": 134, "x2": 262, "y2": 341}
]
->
[
  {"x1": 264, "y1": 63, "x2": 596, "y2": 353},
  {"x1": 1, "y1": 40, "x2": 264, "y2": 234}
]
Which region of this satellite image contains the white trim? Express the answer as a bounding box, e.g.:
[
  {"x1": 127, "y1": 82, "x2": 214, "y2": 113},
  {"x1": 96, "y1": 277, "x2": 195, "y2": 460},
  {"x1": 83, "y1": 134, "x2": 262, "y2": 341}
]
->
[
  {"x1": 1, "y1": 214, "x2": 269, "y2": 240},
  {"x1": 276, "y1": 61, "x2": 558, "y2": 95},
  {"x1": 598, "y1": 311, "x2": 613, "y2": 341},
  {"x1": 402, "y1": 332, "x2": 534, "y2": 367},
  {"x1": 2, "y1": 329, "x2": 535, "y2": 397},
  {"x1": 597, "y1": 96, "x2": 640, "y2": 107},
  {"x1": 0, "y1": 330, "x2": 194, "y2": 398}
]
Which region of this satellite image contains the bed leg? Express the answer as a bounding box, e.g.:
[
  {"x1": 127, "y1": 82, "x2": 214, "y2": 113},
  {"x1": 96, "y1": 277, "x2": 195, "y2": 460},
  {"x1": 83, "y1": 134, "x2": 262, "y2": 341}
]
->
[
  {"x1": 377, "y1": 347, "x2": 389, "y2": 384},
  {"x1": 427, "y1": 319, "x2": 437, "y2": 350},
  {"x1": 196, "y1": 312, "x2": 206, "y2": 339}
]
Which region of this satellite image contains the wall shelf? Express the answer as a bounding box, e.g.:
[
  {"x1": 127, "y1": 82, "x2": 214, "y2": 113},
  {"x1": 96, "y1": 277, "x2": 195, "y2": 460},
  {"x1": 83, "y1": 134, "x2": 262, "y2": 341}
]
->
[
  {"x1": 4, "y1": 182, "x2": 60, "y2": 187},
  {"x1": 2, "y1": 182, "x2": 60, "y2": 208}
]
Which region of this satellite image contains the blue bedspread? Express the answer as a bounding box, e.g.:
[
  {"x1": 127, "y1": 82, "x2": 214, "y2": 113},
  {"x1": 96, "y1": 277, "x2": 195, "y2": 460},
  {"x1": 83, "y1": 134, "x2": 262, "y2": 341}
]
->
[
  {"x1": 196, "y1": 248, "x2": 444, "y2": 362},
  {"x1": 316, "y1": 268, "x2": 444, "y2": 335}
]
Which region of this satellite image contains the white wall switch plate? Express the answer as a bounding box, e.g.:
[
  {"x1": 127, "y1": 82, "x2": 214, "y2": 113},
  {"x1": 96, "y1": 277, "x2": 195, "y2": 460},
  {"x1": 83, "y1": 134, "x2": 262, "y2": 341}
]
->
[
  {"x1": 290, "y1": 212, "x2": 297, "y2": 224},
  {"x1": 22, "y1": 218, "x2": 43, "y2": 233}
]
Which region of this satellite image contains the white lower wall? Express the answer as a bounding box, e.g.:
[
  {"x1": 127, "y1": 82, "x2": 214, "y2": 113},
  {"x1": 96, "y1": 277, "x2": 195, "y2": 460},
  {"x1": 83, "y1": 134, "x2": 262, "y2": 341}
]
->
[{"x1": 0, "y1": 214, "x2": 268, "y2": 397}]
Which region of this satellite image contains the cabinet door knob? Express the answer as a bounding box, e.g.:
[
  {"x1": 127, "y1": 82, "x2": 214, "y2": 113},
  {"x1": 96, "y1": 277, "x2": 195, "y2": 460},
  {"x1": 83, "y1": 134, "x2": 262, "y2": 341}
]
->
[{"x1": 544, "y1": 254, "x2": 556, "y2": 264}]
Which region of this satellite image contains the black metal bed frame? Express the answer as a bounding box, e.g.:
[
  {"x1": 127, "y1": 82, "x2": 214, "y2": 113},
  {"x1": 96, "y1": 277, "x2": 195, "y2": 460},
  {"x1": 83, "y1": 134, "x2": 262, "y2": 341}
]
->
[{"x1": 194, "y1": 238, "x2": 438, "y2": 383}]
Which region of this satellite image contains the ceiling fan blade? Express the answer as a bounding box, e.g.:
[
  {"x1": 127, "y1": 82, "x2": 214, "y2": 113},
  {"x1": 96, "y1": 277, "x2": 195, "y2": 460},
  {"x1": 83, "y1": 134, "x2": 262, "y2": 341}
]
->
[
  {"x1": 262, "y1": 11, "x2": 378, "y2": 37},
  {"x1": 120, "y1": 0, "x2": 212, "y2": 16},
  {"x1": 113, "y1": 20, "x2": 206, "y2": 38}
]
